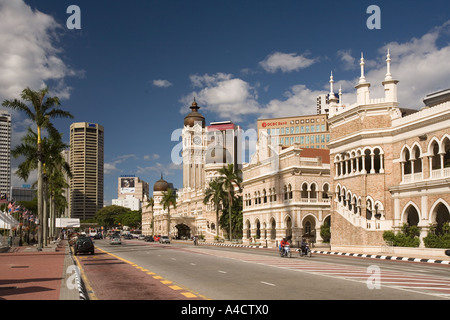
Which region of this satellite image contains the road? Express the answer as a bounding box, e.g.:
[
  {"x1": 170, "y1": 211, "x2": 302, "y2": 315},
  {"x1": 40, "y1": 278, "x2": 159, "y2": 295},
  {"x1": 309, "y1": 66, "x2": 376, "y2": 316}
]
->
[{"x1": 75, "y1": 238, "x2": 450, "y2": 301}]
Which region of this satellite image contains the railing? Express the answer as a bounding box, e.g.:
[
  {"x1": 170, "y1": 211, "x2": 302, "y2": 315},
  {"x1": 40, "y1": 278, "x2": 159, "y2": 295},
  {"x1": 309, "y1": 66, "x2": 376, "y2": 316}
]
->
[{"x1": 336, "y1": 203, "x2": 391, "y2": 231}]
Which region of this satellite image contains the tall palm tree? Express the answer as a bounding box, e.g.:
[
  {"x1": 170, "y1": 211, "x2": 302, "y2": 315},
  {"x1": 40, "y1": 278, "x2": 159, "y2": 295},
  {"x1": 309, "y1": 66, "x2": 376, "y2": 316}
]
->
[
  {"x1": 218, "y1": 164, "x2": 242, "y2": 240},
  {"x1": 145, "y1": 196, "x2": 155, "y2": 236},
  {"x1": 3, "y1": 87, "x2": 74, "y2": 249},
  {"x1": 12, "y1": 127, "x2": 71, "y2": 244},
  {"x1": 160, "y1": 188, "x2": 177, "y2": 238},
  {"x1": 203, "y1": 178, "x2": 225, "y2": 237}
]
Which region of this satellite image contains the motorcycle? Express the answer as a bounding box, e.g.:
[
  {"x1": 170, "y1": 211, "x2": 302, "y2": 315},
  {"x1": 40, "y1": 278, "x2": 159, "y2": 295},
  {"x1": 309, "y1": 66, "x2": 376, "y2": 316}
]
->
[
  {"x1": 299, "y1": 244, "x2": 312, "y2": 257},
  {"x1": 279, "y1": 245, "x2": 292, "y2": 258}
]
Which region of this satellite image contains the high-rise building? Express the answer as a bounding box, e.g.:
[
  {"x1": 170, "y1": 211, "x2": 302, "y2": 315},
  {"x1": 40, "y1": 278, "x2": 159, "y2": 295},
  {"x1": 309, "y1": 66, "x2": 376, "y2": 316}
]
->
[
  {"x1": 69, "y1": 122, "x2": 104, "y2": 220},
  {"x1": 0, "y1": 111, "x2": 11, "y2": 200},
  {"x1": 257, "y1": 114, "x2": 330, "y2": 150},
  {"x1": 112, "y1": 175, "x2": 149, "y2": 210}
]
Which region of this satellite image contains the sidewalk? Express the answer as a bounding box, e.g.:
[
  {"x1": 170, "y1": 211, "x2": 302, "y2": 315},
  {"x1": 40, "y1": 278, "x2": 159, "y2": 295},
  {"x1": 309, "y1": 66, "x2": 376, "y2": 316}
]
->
[{"x1": 0, "y1": 240, "x2": 82, "y2": 300}]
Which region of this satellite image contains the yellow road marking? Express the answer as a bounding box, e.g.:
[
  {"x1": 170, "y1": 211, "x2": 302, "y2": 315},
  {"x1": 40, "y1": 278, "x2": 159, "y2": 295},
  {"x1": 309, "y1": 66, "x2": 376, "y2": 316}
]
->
[
  {"x1": 181, "y1": 292, "x2": 197, "y2": 298},
  {"x1": 96, "y1": 246, "x2": 208, "y2": 300}
]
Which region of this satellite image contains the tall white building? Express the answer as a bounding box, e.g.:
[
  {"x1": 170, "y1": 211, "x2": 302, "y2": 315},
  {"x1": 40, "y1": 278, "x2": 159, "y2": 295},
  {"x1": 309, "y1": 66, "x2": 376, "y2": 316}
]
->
[{"x1": 0, "y1": 111, "x2": 11, "y2": 200}]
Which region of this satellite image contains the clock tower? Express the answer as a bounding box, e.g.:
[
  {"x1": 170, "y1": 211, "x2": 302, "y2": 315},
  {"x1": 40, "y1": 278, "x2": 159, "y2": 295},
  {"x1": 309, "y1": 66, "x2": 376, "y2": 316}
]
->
[{"x1": 182, "y1": 100, "x2": 207, "y2": 190}]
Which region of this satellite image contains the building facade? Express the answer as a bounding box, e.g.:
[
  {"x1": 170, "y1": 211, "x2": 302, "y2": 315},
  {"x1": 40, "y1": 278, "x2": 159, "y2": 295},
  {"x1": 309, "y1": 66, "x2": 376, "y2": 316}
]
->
[
  {"x1": 257, "y1": 114, "x2": 330, "y2": 149},
  {"x1": 0, "y1": 111, "x2": 11, "y2": 200},
  {"x1": 69, "y1": 122, "x2": 104, "y2": 220},
  {"x1": 142, "y1": 101, "x2": 242, "y2": 239},
  {"x1": 112, "y1": 175, "x2": 149, "y2": 211},
  {"x1": 328, "y1": 52, "x2": 450, "y2": 250},
  {"x1": 242, "y1": 130, "x2": 331, "y2": 247}
]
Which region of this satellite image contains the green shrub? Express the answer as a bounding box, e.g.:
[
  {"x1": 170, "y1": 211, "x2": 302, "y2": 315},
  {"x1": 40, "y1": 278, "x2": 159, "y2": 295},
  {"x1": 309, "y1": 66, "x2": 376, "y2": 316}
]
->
[
  {"x1": 423, "y1": 222, "x2": 450, "y2": 248},
  {"x1": 382, "y1": 223, "x2": 420, "y2": 247}
]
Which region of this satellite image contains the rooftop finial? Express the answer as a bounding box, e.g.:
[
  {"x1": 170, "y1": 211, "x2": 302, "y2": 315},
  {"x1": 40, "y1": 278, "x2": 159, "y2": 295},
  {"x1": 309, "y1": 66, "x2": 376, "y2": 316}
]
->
[
  {"x1": 385, "y1": 48, "x2": 392, "y2": 81},
  {"x1": 359, "y1": 52, "x2": 366, "y2": 84},
  {"x1": 329, "y1": 71, "x2": 334, "y2": 95}
]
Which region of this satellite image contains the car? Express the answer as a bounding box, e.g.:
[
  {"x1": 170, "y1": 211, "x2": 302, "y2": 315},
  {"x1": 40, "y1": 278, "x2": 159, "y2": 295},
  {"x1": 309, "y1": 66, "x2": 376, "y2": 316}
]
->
[
  {"x1": 123, "y1": 233, "x2": 133, "y2": 240},
  {"x1": 74, "y1": 236, "x2": 95, "y2": 255},
  {"x1": 159, "y1": 236, "x2": 170, "y2": 244},
  {"x1": 110, "y1": 235, "x2": 122, "y2": 245},
  {"x1": 154, "y1": 235, "x2": 161, "y2": 242},
  {"x1": 144, "y1": 236, "x2": 154, "y2": 242},
  {"x1": 138, "y1": 234, "x2": 145, "y2": 240}
]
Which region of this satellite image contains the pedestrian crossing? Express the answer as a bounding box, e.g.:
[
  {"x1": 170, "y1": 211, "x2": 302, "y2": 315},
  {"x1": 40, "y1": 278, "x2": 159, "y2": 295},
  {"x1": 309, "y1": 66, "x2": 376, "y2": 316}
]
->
[{"x1": 191, "y1": 247, "x2": 450, "y2": 299}]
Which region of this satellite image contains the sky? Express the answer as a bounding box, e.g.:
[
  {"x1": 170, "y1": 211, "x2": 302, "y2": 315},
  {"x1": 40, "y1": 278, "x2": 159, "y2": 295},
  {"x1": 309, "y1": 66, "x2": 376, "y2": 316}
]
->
[{"x1": 1, "y1": 0, "x2": 450, "y2": 204}]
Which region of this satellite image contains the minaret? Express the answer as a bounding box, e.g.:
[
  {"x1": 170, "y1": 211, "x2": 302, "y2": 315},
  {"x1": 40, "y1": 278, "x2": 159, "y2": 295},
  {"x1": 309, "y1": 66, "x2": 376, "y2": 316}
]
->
[
  {"x1": 382, "y1": 49, "x2": 399, "y2": 103},
  {"x1": 329, "y1": 72, "x2": 339, "y2": 113},
  {"x1": 355, "y1": 52, "x2": 371, "y2": 105}
]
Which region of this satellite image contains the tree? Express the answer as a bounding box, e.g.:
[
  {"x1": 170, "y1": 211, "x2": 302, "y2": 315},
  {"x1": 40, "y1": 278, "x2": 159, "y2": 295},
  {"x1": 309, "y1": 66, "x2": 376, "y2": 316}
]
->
[
  {"x1": 217, "y1": 164, "x2": 242, "y2": 241},
  {"x1": 12, "y1": 127, "x2": 71, "y2": 244},
  {"x1": 203, "y1": 178, "x2": 225, "y2": 237},
  {"x1": 161, "y1": 188, "x2": 177, "y2": 238},
  {"x1": 94, "y1": 205, "x2": 130, "y2": 229},
  {"x1": 2, "y1": 87, "x2": 74, "y2": 249},
  {"x1": 145, "y1": 196, "x2": 155, "y2": 236}
]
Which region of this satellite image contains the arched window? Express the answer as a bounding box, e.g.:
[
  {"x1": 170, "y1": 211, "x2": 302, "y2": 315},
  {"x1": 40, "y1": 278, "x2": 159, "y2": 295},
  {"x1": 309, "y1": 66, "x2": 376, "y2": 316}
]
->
[
  {"x1": 366, "y1": 199, "x2": 373, "y2": 220},
  {"x1": 322, "y1": 183, "x2": 329, "y2": 200},
  {"x1": 270, "y1": 218, "x2": 276, "y2": 240},
  {"x1": 405, "y1": 205, "x2": 420, "y2": 226},
  {"x1": 434, "y1": 202, "x2": 450, "y2": 234}
]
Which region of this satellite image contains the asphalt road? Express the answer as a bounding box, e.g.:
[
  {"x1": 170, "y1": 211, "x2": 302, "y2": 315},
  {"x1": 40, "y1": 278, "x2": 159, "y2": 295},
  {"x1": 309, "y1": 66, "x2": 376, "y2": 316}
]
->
[{"x1": 85, "y1": 239, "x2": 450, "y2": 301}]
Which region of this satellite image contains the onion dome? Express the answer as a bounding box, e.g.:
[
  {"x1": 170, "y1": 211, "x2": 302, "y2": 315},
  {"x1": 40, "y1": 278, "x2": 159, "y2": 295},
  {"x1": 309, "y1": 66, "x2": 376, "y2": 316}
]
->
[
  {"x1": 153, "y1": 174, "x2": 170, "y2": 192},
  {"x1": 184, "y1": 99, "x2": 205, "y2": 128}
]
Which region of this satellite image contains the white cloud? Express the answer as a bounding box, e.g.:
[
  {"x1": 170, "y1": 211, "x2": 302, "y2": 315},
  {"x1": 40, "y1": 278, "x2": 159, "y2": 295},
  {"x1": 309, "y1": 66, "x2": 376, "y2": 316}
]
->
[
  {"x1": 259, "y1": 52, "x2": 317, "y2": 73},
  {"x1": 259, "y1": 85, "x2": 323, "y2": 118},
  {"x1": 104, "y1": 154, "x2": 137, "y2": 174},
  {"x1": 0, "y1": 0, "x2": 81, "y2": 101},
  {"x1": 182, "y1": 73, "x2": 260, "y2": 121},
  {"x1": 152, "y1": 79, "x2": 173, "y2": 88},
  {"x1": 136, "y1": 162, "x2": 182, "y2": 176}
]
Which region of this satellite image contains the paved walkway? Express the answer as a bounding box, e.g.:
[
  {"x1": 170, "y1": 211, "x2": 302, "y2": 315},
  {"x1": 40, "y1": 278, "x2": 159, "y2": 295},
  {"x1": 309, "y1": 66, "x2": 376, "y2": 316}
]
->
[{"x1": 0, "y1": 240, "x2": 81, "y2": 300}]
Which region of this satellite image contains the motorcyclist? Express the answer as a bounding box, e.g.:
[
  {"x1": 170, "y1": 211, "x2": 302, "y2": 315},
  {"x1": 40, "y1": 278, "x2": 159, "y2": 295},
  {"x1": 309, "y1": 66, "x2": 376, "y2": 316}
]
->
[
  {"x1": 280, "y1": 237, "x2": 289, "y2": 255},
  {"x1": 300, "y1": 238, "x2": 308, "y2": 254}
]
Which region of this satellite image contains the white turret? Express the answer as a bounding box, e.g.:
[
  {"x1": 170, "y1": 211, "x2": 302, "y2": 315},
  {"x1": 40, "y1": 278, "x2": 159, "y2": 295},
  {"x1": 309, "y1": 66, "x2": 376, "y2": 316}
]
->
[{"x1": 382, "y1": 49, "x2": 399, "y2": 103}]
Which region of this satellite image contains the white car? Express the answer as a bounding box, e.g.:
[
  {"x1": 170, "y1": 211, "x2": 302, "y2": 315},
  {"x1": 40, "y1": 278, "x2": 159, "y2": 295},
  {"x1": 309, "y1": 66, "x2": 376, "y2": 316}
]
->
[
  {"x1": 110, "y1": 235, "x2": 121, "y2": 245},
  {"x1": 159, "y1": 236, "x2": 170, "y2": 244}
]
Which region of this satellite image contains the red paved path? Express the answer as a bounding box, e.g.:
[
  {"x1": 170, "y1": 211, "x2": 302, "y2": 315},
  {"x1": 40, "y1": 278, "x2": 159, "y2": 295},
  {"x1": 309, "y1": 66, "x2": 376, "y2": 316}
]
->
[{"x1": 0, "y1": 242, "x2": 66, "y2": 300}]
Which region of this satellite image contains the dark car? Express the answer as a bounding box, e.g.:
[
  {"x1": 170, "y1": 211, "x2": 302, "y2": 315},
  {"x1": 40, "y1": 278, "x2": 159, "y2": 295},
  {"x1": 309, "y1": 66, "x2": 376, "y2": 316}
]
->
[
  {"x1": 74, "y1": 236, "x2": 95, "y2": 255},
  {"x1": 144, "y1": 235, "x2": 154, "y2": 242}
]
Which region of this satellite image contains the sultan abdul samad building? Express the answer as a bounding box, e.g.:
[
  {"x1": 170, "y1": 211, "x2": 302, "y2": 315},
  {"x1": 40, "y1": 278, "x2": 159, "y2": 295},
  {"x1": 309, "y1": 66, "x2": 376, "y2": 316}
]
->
[
  {"x1": 142, "y1": 100, "x2": 242, "y2": 240},
  {"x1": 143, "y1": 50, "x2": 450, "y2": 253}
]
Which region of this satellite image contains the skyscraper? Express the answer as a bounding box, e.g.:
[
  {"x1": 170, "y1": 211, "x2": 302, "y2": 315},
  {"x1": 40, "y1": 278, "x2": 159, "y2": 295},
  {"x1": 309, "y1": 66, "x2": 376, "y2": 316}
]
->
[
  {"x1": 69, "y1": 122, "x2": 104, "y2": 220},
  {"x1": 0, "y1": 111, "x2": 11, "y2": 200}
]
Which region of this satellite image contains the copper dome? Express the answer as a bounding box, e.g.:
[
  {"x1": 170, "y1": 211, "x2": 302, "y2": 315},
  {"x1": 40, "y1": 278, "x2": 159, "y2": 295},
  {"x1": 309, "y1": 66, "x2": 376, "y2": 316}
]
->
[
  {"x1": 153, "y1": 174, "x2": 170, "y2": 192},
  {"x1": 184, "y1": 100, "x2": 205, "y2": 128}
]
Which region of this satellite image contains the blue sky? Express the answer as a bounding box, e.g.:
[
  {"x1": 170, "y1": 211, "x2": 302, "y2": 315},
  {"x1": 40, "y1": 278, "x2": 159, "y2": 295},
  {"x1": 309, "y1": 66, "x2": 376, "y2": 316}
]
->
[{"x1": 1, "y1": 0, "x2": 450, "y2": 203}]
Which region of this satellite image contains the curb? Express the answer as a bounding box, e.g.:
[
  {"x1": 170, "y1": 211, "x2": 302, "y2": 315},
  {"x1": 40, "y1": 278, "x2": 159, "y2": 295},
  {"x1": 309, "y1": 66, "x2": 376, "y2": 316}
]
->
[
  {"x1": 68, "y1": 247, "x2": 90, "y2": 300},
  {"x1": 312, "y1": 250, "x2": 450, "y2": 265}
]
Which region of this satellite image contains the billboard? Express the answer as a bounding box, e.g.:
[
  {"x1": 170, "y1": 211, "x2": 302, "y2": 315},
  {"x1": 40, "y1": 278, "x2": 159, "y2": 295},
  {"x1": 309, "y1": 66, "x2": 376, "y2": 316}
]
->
[{"x1": 120, "y1": 177, "x2": 135, "y2": 194}]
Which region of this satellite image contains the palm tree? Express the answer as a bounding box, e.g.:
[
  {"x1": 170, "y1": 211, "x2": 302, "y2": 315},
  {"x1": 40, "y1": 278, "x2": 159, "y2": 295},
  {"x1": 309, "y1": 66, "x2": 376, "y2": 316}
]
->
[
  {"x1": 145, "y1": 196, "x2": 155, "y2": 236},
  {"x1": 12, "y1": 127, "x2": 71, "y2": 245},
  {"x1": 203, "y1": 178, "x2": 225, "y2": 237},
  {"x1": 3, "y1": 87, "x2": 74, "y2": 249},
  {"x1": 160, "y1": 188, "x2": 177, "y2": 238},
  {"x1": 217, "y1": 164, "x2": 242, "y2": 241}
]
